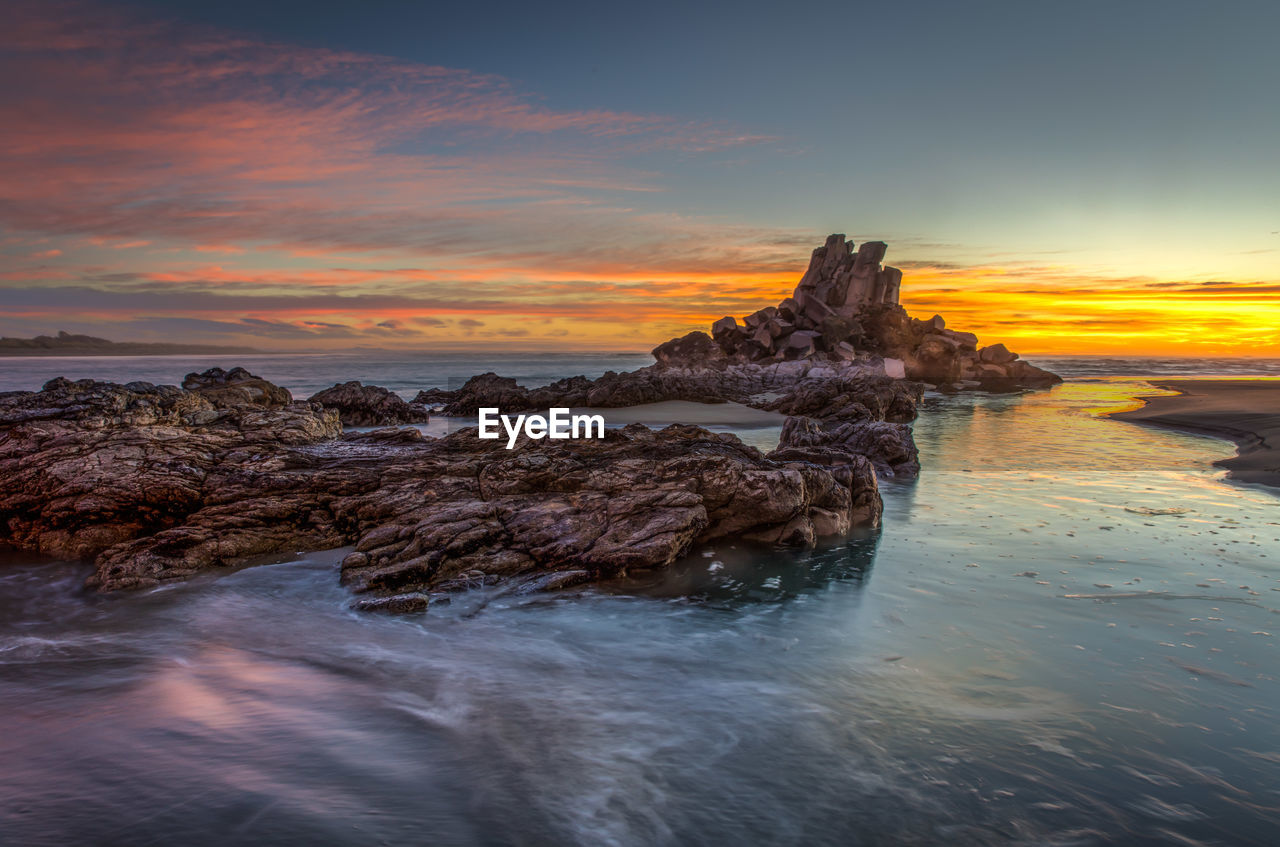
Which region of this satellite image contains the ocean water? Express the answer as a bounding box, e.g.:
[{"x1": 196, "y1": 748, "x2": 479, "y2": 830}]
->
[
  {"x1": 1, "y1": 354, "x2": 1279, "y2": 846},
  {"x1": 0, "y1": 351, "x2": 656, "y2": 398}
]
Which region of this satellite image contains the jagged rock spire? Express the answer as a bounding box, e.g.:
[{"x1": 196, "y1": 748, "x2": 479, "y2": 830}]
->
[{"x1": 794, "y1": 234, "x2": 901, "y2": 315}]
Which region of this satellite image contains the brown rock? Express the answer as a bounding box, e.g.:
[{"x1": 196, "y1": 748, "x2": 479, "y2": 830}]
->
[
  {"x1": 651, "y1": 331, "x2": 726, "y2": 368},
  {"x1": 412, "y1": 387, "x2": 457, "y2": 407},
  {"x1": 784, "y1": 330, "x2": 821, "y2": 358},
  {"x1": 978, "y1": 343, "x2": 1018, "y2": 365},
  {"x1": 182, "y1": 366, "x2": 292, "y2": 408},
  {"x1": 820, "y1": 315, "x2": 858, "y2": 346},
  {"x1": 774, "y1": 415, "x2": 919, "y2": 478},
  {"x1": 942, "y1": 329, "x2": 979, "y2": 350},
  {"x1": 1007, "y1": 360, "x2": 1062, "y2": 388},
  {"x1": 743, "y1": 306, "x2": 778, "y2": 329},
  {"x1": 0, "y1": 379, "x2": 886, "y2": 603},
  {"x1": 711, "y1": 316, "x2": 739, "y2": 337},
  {"x1": 309, "y1": 381, "x2": 430, "y2": 427}
]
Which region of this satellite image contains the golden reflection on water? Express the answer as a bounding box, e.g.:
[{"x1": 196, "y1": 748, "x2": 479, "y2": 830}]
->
[{"x1": 916, "y1": 379, "x2": 1240, "y2": 476}]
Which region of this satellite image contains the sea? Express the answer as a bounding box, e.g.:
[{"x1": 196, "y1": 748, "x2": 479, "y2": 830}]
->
[{"x1": 1, "y1": 352, "x2": 1279, "y2": 846}]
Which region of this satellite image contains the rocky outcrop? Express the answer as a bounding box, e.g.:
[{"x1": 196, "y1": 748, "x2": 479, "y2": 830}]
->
[
  {"x1": 430, "y1": 364, "x2": 922, "y2": 480},
  {"x1": 651, "y1": 331, "x2": 727, "y2": 368},
  {"x1": 775, "y1": 416, "x2": 918, "y2": 478},
  {"x1": 0, "y1": 374, "x2": 884, "y2": 602},
  {"x1": 181, "y1": 365, "x2": 293, "y2": 408},
  {"x1": 308, "y1": 381, "x2": 431, "y2": 427},
  {"x1": 335, "y1": 422, "x2": 882, "y2": 598},
  {"x1": 758, "y1": 375, "x2": 921, "y2": 424},
  {"x1": 665, "y1": 234, "x2": 1060, "y2": 391},
  {"x1": 412, "y1": 387, "x2": 456, "y2": 408},
  {"x1": 856, "y1": 309, "x2": 1061, "y2": 390},
  {"x1": 0, "y1": 375, "x2": 341, "y2": 561}
]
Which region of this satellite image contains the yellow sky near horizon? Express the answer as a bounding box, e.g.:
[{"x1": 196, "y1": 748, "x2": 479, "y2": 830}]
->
[
  {"x1": 7, "y1": 258, "x2": 1277, "y2": 357},
  {"x1": 3, "y1": 4, "x2": 1278, "y2": 358}
]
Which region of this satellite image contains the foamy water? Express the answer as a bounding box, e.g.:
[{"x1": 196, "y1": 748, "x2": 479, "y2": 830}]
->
[{"x1": 1, "y1": 357, "x2": 1279, "y2": 845}]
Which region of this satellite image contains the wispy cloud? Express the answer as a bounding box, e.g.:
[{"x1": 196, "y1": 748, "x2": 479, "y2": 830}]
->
[
  {"x1": 0, "y1": 0, "x2": 775, "y2": 265},
  {"x1": 1, "y1": 1, "x2": 1277, "y2": 355}
]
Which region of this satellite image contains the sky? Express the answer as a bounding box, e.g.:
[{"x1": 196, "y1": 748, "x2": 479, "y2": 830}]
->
[{"x1": 1, "y1": 0, "x2": 1277, "y2": 355}]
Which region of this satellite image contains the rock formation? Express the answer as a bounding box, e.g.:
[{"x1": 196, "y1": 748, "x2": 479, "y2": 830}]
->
[
  {"x1": 308, "y1": 381, "x2": 431, "y2": 427},
  {"x1": 676, "y1": 234, "x2": 1059, "y2": 391},
  {"x1": 181, "y1": 365, "x2": 293, "y2": 408},
  {"x1": 0, "y1": 371, "x2": 883, "y2": 604}
]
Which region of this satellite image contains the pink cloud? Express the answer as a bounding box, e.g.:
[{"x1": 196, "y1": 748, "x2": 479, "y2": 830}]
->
[{"x1": 0, "y1": 0, "x2": 777, "y2": 275}]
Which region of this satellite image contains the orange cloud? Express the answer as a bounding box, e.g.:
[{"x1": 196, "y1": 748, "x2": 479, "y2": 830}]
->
[{"x1": 0, "y1": 2, "x2": 1275, "y2": 357}]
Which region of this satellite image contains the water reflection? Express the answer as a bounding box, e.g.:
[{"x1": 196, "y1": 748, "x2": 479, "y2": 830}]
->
[
  {"x1": 600, "y1": 530, "x2": 881, "y2": 605},
  {"x1": 2, "y1": 378, "x2": 1280, "y2": 846}
]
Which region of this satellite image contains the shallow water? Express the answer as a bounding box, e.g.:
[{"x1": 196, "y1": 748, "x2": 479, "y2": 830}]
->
[{"x1": 2, "y1": 363, "x2": 1280, "y2": 845}]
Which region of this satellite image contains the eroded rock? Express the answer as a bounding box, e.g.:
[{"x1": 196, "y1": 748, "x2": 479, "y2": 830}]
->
[
  {"x1": 182, "y1": 366, "x2": 292, "y2": 408},
  {"x1": 0, "y1": 375, "x2": 884, "y2": 602},
  {"x1": 308, "y1": 381, "x2": 431, "y2": 427}
]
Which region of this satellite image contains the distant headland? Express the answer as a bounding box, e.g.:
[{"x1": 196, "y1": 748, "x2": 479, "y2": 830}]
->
[{"x1": 0, "y1": 331, "x2": 261, "y2": 357}]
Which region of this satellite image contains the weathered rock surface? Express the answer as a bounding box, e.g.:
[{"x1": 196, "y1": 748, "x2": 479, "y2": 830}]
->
[
  {"x1": 0, "y1": 374, "x2": 883, "y2": 602},
  {"x1": 411, "y1": 387, "x2": 456, "y2": 408},
  {"x1": 308, "y1": 381, "x2": 431, "y2": 427},
  {"x1": 775, "y1": 416, "x2": 919, "y2": 478},
  {"x1": 651, "y1": 331, "x2": 726, "y2": 368},
  {"x1": 182, "y1": 365, "x2": 293, "y2": 408},
  {"x1": 0, "y1": 374, "x2": 341, "y2": 563},
  {"x1": 758, "y1": 375, "x2": 921, "y2": 424}
]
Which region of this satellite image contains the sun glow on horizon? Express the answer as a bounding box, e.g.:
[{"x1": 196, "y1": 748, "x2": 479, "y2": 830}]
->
[{"x1": 1, "y1": 1, "x2": 1277, "y2": 358}]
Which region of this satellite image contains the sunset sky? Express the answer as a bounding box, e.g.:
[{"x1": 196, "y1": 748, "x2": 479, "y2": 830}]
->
[{"x1": 2, "y1": 0, "x2": 1277, "y2": 355}]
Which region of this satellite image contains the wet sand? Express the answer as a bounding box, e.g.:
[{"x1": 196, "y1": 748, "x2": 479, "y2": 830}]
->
[{"x1": 1114, "y1": 379, "x2": 1280, "y2": 487}]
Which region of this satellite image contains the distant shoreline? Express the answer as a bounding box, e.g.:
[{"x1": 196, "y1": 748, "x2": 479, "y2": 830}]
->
[
  {"x1": 0, "y1": 332, "x2": 261, "y2": 357},
  {"x1": 0, "y1": 348, "x2": 264, "y2": 358},
  {"x1": 1112, "y1": 379, "x2": 1280, "y2": 488}
]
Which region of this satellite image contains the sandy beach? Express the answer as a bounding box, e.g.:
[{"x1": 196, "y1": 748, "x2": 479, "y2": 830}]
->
[{"x1": 1114, "y1": 378, "x2": 1280, "y2": 487}]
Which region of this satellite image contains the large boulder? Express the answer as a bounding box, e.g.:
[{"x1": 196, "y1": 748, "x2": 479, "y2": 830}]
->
[
  {"x1": 978, "y1": 343, "x2": 1018, "y2": 365},
  {"x1": 182, "y1": 366, "x2": 292, "y2": 408},
  {"x1": 652, "y1": 331, "x2": 726, "y2": 368},
  {"x1": 308, "y1": 381, "x2": 430, "y2": 427},
  {"x1": 711, "y1": 315, "x2": 739, "y2": 338},
  {"x1": 784, "y1": 330, "x2": 822, "y2": 358}
]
